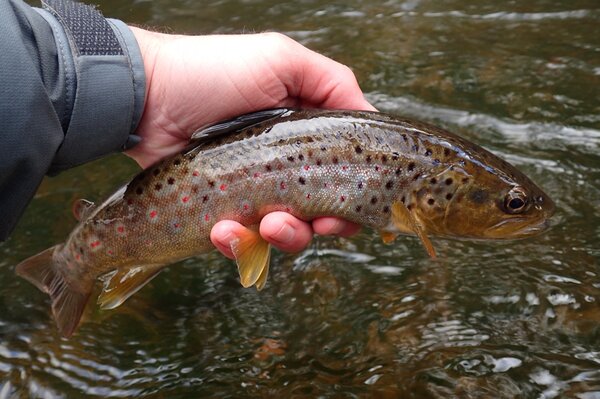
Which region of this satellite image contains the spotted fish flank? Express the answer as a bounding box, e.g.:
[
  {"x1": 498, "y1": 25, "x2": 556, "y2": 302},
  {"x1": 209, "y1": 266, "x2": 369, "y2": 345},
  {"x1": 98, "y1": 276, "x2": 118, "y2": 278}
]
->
[{"x1": 15, "y1": 109, "x2": 555, "y2": 337}]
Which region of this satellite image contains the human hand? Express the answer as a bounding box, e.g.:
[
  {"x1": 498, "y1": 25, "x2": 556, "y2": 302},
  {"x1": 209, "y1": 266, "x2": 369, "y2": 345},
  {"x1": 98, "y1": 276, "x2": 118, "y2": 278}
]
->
[{"x1": 127, "y1": 28, "x2": 374, "y2": 257}]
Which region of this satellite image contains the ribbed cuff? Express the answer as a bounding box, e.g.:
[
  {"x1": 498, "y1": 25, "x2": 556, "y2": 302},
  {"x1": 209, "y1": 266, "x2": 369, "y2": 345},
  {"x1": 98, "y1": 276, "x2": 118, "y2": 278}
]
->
[{"x1": 34, "y1": 3, "x2": 145, "y2": 173}]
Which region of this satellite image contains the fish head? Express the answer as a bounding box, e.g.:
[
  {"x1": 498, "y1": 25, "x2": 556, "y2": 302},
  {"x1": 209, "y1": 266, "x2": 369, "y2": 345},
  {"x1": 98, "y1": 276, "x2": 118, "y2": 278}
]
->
[{"x1": 411, "y1": 160, "x2": 555, "y2": 240}]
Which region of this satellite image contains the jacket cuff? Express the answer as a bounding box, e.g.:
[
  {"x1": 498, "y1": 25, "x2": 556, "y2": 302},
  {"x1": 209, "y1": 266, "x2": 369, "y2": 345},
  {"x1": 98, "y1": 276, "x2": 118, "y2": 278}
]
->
[{"x1": 35, "y1": 2, "x2": 146, "y2": 173}]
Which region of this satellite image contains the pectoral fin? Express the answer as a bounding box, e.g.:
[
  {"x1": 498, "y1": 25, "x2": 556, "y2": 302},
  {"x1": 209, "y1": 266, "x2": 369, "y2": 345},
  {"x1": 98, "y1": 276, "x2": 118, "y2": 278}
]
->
[
  {"x1": 379, "y1": 231, "x2": 399, "y2": 244},
  {"x1": 391, "y1": 202, "x2": 437, "y2": 258},
  {"x1": 98, "y1": 264, "x2": 166, "y2": 310},
  {"x1": 230, "y1": 226, "x2": 272, "y2": 290},
  {"x1": 72, "y1": 199, "x2": 96, "y2": 221}
]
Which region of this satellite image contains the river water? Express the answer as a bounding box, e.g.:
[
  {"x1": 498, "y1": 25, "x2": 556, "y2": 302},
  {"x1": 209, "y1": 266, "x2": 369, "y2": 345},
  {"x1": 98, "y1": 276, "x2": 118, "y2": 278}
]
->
[{"x1": 2, "y1": 0, "x2": 600, "y2": 397}]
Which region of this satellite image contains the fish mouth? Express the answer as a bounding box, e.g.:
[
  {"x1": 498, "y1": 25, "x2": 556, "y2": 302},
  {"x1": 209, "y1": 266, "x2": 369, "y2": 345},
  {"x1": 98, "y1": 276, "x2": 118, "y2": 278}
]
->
[{"x1": 485, "y1": 217, "x2": 552, "y2": 239}]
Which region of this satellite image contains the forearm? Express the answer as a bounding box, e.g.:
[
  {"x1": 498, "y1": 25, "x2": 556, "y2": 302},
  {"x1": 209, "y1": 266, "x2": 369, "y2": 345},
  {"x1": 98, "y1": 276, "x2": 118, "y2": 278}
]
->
[{"x1": 0, "y1": 0, "x2": 145, "y2": 240}]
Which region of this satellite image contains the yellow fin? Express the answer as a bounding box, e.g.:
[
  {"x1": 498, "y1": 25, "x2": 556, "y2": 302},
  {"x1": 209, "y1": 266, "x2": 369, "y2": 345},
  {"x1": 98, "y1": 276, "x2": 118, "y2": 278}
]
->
[
  {"x1": 72, "y1": 199, "x2": 96, "y2": 221},
  {"x1": 391, "y1": 202, "x2": 437, "y2": 259},
  {"x1": 379, "y1": 231, "x2": 398, "y2": 244},
  {"x1": 98, "y1": 264, "x2": 165, "y2": 310},
  {"x1": 230, "y1": 227, "x2": 272, "y2": 289}
]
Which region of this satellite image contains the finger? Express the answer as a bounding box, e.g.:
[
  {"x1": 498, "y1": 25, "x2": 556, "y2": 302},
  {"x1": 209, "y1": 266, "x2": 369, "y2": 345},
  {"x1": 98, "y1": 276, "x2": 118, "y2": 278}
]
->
[
  {"x1": 312, "y1": 217, "x2": 362, "y2": 237},
  {"x1": 259, "y1": 212, "x2": 314, "y2": 253},
  {"x1": 281, "y1": 41, "x2": 377, "y2": 111},
  {"x1": 210, "y1": 220, "x2": 248, "y2": 259}
]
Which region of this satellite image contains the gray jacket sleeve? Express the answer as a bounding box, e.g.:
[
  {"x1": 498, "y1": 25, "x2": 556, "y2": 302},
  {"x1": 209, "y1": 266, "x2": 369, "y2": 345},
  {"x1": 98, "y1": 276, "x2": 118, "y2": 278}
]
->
[{"x1": 0, "y1": 0, "x2": 146, "y2": 241}]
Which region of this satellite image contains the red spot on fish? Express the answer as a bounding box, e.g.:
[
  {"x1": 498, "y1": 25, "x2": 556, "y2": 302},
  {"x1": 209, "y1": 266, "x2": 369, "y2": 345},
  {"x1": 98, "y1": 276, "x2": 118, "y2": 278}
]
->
[
  {"x1": 342, "y1": 165, "x2": 348, "y2": 171},
  {"x1": 340, "y1": 196, "x2": 346, "y2": 202},
  {"x1": 127, "y1": 199, "x2": 133, "y2": 205},
  {"x1": 90, "y1": 240, "x2": 101, "y2": 249},
  {"x1": 75, "y1": 254, "x2": 81, "y2": 261},
  {"x1": 174, "y1": 222, "x2": 180, "y2": 228},
  {"x1": 285, "y1": 207, "x2": 291, "y2": 212},
  {"x1": 107, "y1": 250, "x2": 114, "y2": 255},
  {"x1": 253, "y1": 172, "x2": 261, "y2": 178},
  {"x1": 192, "y1": 170, "x2": 200, "y2": 176},
  {"x1": 204, "y1": 214, "x2": 210, "y2": 222},
  {"x1": 117, "y1": 226, "x2": 125, "y2": 233},
  {"x1": 304, "y1": 165, "x2": 310, "y2": 171},
  {"x1": 182, "y1": 196, "x2": 190, "y2": 203},
  {"x1": 243, "y1": 204, "x2": 249, "y2": 211},
  {"x1": 306, "y1": 194, "x2": 311, "y2": 199},
  {"x1": 149, "y1": 210, "x2": 158, "y2": 219},
  {"x1": 280, "y1": 181, "x2": 286, "y2": 190},
  {"x1": 277, "y1": 164, "x2": 284, "y2": 171},
  {"x1": 220, "y1": 184, "x2": 227, "y2": 191}
]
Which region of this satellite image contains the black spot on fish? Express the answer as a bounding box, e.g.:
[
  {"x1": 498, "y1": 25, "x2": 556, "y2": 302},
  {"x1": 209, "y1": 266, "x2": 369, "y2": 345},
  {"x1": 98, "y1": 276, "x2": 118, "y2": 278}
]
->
[
  {"x1": 443, "y1": 148, "x2": 450, "y2": 157},
  {"x1": 413, "y1": 173, "x2": 421, "y2": 181},
  {"x1": 371, "y1": 196, "x2": 378, "y2": 205},
  {"x1": 167, "y1": 178, "x2": 175, "y2": 185},
  {"x1": 298, "y1": 154, "x2": 304, "y2": 161},
  {"x1": 287, "y1": 156, "x2": 295, "y2": 162},
  {"x1": 430, "y1": 178, "x2": 437, "y2": 184},
  {"x1": 153, "y1": 168, "x2": 161, "y2": 176},
  {"x1": 395, "y1": 168, "x2": 402, "y2": 176},
  {"x1": 446, "y1": 193, "x2": 453, "y2": 200},
  {"x1": 427, "y1": 198, "x2": 435, "y2": 205},
  {"x1": 385, "y1": 181, "x2": 393, "y2": 189},
  {"x1": 298, "y1": 177, "x2": 306, "y2": 185},
  {"x1": 381, "y1": 155, "x2": 388, "y2": 163},
  {"x1": 265, "y1": 165, "x2": 272, "y2": 172},
  {"x1": 320, "y1": 145, "x2": 327, "y2": 152},
  {"x1": 136, "y1": 187, "x2": 143, "y2": 195},
  {"x1": 208, "y1": 180, "x2": 215, "y2": 188},
  {"x1": 202, "y1": 195, "x2": 209, "y2": 203},
  {"x1": 355, "y1": 205, "x2": 362, "y2": 212},
  {"x1": 401, "y1": 196, "x2": 406, "y2": 204},
  {"x1": 407, "y1": 204, "x2": 413, "y2": 210},
  {"x1": 154, "y1": 183, "x2": 162, "y2": 191},
  {"x1": 470, "y1": 189, "x2": 488, "y2": 204},
  {"x1": 174, "y1": 159, "x2": 181, "y2": 166},
  {"x1": 332, "y1": 156, "x2": 339, "y2": 164},
  {"x1": 382, "y1": 206, "x2": 390, "y2": 213},
  {"x1": 316, "y1": 159, "x2": 322, "y2": 166},
  {"x1": 392, "y1": 152, "x2": 400, "y2": 161},
  {"x1": 424, "y1": 149, "x2": 432, "y2": 156},
  {"x1": 355, "y1": 146, "x2": 363, "y2": 154},
  {"x1": 408, "y1": 162, "x2": 415, "y2": 172},
  {"x1": 401, "y1": 134, "x2": 408, "y2": 142},
  {"x1": 462, "y1": 177, "x2": 469, "y2": 183},
  {"x1": 358, "y1": 182, "x2": 363, "y2": 189},
  {"x1": 445, "y1": 178, "x2": 453, "y2": 185},
  {"x1": 366, "y1": 155, "x2": 372, "y2": 163}
]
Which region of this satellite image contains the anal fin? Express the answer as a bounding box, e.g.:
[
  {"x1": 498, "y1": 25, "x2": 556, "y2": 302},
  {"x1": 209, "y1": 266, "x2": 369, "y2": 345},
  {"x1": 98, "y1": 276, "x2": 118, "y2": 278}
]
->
[
  {"x1": 391, "y1": 202, "x2": 437, "y2": 258},
  {"x1": 98, "y1": 264, "x2": 165, "y2": 310},
  {"x1": 230, "y1": 226, "x2": 272, "y2": 290}
]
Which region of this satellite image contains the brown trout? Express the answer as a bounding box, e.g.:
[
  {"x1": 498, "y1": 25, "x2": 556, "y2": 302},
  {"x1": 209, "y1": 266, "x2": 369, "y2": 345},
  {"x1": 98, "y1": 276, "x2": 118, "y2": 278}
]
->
[{"x1": 16, "y1": 109, "x2": 555, "y2": 337}]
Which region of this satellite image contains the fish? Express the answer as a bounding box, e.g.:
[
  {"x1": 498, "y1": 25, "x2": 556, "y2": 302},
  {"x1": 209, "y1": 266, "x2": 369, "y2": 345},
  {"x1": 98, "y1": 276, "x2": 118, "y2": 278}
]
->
[{"x1": 15, "y1": 108, "x2": 555, "y2": 337}]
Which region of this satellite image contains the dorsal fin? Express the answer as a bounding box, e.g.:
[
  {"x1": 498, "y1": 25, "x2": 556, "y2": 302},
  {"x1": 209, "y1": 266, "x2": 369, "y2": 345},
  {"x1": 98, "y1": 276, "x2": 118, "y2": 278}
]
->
[
  {"x1": 72, "y1": 199, "x2": 96, "y2": 221},
  {"x1": 190, "y1": 108, "x2": 292, "y2": 143}
]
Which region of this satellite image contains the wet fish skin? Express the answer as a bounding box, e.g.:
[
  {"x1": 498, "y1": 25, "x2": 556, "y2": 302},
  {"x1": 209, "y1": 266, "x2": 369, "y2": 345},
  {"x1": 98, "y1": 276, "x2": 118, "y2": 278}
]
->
[{"x1": 15, "y1": 109, "x2": 555, "y2": 337}]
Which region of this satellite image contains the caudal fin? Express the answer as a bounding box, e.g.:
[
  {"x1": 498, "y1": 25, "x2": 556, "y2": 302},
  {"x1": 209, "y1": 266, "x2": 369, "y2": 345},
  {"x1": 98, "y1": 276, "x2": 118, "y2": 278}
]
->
[{"x1": 15, "y1": 246, "x2": 92, "y2": 338}]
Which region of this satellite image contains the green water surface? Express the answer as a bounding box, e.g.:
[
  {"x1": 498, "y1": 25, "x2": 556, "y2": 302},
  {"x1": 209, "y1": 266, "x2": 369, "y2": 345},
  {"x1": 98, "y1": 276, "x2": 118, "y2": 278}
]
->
[{"x1": 2, "y1": 0, "x2": 600, "y2": 397}]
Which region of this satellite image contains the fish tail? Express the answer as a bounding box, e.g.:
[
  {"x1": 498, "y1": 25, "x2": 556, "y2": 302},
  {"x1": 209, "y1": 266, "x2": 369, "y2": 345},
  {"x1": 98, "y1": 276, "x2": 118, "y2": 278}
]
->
[{"x1": 15, "y1": 245, "x2": 92, "y2": 338}]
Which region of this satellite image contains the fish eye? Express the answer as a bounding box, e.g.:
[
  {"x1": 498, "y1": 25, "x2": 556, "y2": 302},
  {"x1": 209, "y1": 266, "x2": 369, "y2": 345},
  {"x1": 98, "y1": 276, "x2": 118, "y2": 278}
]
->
[{"x1": 503, "y1": 188, "x2": 529, "y2": 214}]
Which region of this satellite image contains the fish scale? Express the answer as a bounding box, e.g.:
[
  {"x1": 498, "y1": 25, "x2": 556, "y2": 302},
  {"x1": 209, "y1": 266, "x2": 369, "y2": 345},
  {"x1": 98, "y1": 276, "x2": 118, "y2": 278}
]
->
[{"x1": 15, "y1": 108, "x2": 555, "y2": 337}]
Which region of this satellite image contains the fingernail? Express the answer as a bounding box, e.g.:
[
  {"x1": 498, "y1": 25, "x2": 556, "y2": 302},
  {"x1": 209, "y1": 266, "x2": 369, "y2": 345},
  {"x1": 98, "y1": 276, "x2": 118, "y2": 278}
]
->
[{"x1": 274, "y1": 222, "x2": 295, "y2": 244}]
